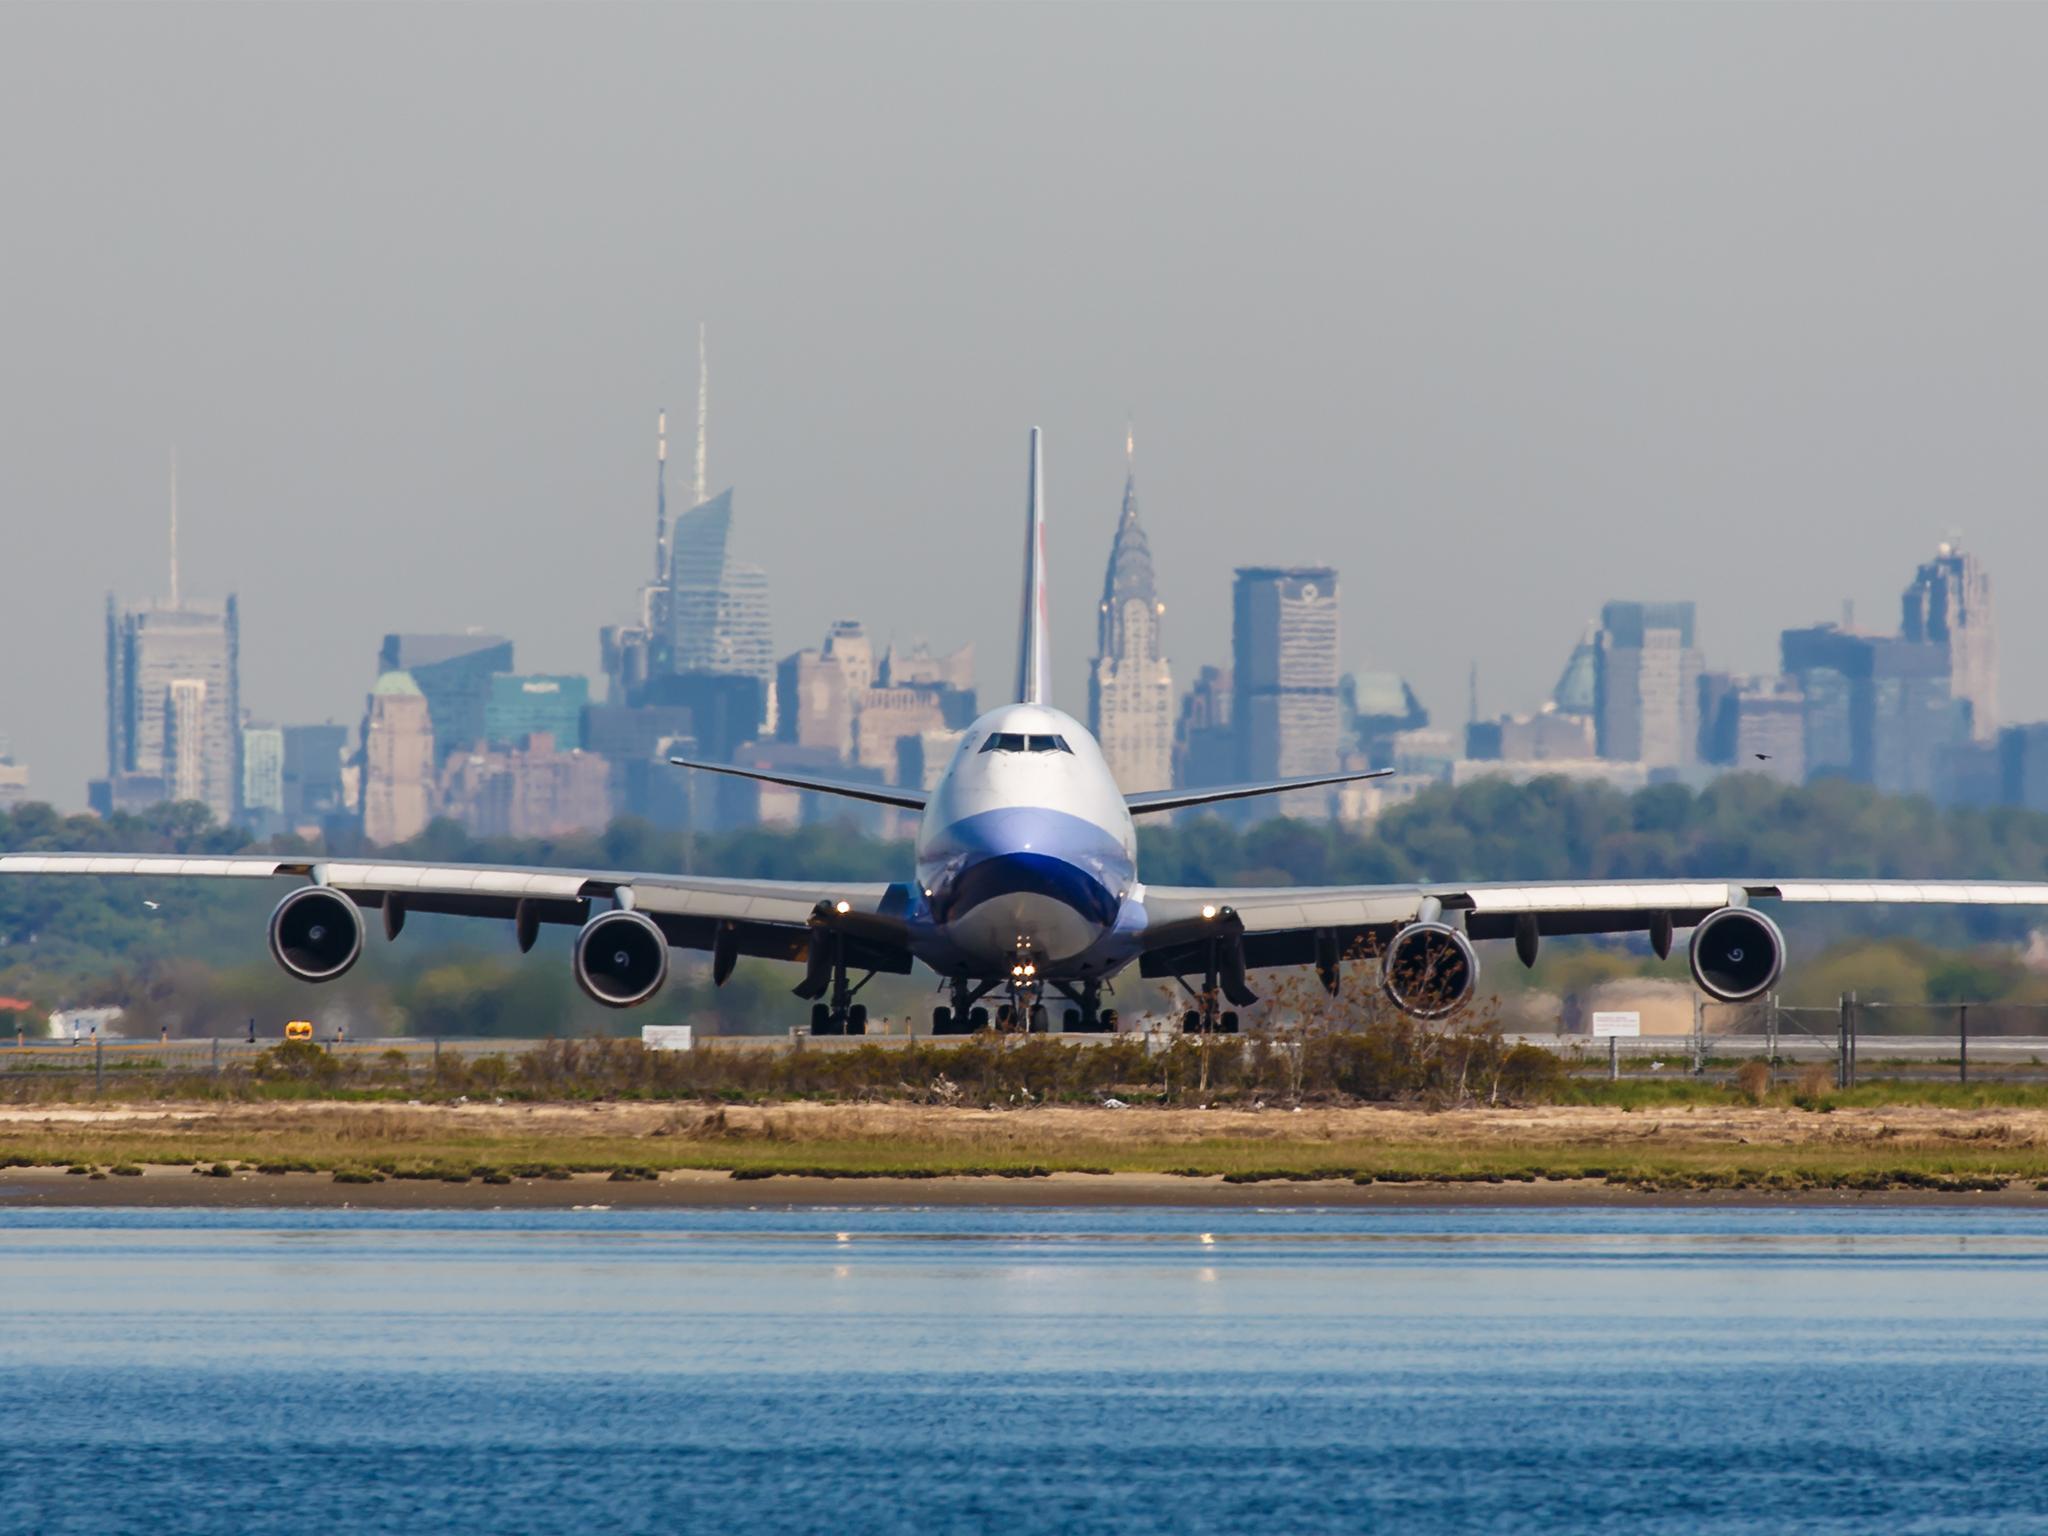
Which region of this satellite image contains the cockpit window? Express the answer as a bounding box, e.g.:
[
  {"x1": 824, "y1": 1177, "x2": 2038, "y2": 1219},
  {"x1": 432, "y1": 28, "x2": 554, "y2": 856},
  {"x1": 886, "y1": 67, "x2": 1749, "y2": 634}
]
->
[{"x1": 977, "y1": 733, "x2": 1072, "y2": 755}]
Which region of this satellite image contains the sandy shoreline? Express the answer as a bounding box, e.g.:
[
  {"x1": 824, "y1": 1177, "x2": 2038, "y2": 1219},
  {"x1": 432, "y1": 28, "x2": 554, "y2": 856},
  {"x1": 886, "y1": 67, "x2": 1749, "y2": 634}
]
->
[{"x1": 3, "y1": 1164, "x2": 2047, "y2": 1210}]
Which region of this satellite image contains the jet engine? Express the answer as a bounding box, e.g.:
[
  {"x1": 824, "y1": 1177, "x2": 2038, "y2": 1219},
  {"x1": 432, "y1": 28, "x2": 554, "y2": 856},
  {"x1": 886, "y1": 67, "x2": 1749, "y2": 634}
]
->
[
  {"x1": 1687, "y1": 906, "x2": 1784, "y2": 1003},
  {"x1": 1381, "y1": 921, "x2": 1479, "y2": 1019},
  {"x1": 267, "y1": 887, "x2": 365, "y2": 983},
  {"x1": 573, "y1": 909, "x2": 670, "y2": 1008}
]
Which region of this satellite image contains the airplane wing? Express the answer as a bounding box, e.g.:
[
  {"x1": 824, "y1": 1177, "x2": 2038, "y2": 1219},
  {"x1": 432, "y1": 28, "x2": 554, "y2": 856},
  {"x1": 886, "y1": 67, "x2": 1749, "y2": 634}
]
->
[
  {"x1": 667, "y1": 756, "x2": 928, "y2": 812},
  {"x1": 1123, "y1": 768, "x2": 1394, "y2": 817},
  {"x1": 1137, "y1": 877, "x2": 2048, "y2": 983},
  {"x1": 0, "y1": 852, "x2": 911, "y2": 975}
]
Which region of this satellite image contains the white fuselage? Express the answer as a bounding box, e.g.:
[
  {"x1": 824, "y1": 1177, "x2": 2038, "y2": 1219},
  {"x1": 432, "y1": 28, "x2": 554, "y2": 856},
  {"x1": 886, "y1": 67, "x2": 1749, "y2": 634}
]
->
[{"x1": 909, "y1": 703, "x2": 1140, "y2": 977}]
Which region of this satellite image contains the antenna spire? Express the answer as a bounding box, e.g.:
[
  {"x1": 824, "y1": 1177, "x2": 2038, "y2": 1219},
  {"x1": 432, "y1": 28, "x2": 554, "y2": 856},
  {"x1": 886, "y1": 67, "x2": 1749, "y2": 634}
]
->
[
  {"x1": 168, "y1": 445, "x2": 180, "y2": 608},
  {"x1": 655, "y1": 409, "x2": 668, "y2": 581},
  {"x1": 694, "y1": 321, "x2": 708, "y2": 507},
  {"x1": 1126, "y1": 419, "x2": 1134, "y2": 471}
]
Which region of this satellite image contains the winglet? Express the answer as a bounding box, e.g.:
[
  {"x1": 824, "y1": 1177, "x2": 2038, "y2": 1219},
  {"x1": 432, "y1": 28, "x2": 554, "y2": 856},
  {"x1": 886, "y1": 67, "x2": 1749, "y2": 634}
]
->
[{"x1": 1015, "y1": 427, "x2": 1050, "y2": 705}]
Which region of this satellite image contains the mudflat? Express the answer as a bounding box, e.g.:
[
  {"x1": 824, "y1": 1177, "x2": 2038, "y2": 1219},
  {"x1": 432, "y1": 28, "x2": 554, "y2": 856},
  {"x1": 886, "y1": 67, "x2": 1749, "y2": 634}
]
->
[{"x1": 1, "y1": 1099, "x2": 2047, "y2": 1203}]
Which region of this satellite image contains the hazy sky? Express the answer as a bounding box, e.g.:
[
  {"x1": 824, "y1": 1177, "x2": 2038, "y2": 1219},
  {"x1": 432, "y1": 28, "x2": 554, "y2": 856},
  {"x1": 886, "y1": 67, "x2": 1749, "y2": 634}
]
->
[{"x1": 4, "y1": 4, "x2": 2045, "y2": 808}]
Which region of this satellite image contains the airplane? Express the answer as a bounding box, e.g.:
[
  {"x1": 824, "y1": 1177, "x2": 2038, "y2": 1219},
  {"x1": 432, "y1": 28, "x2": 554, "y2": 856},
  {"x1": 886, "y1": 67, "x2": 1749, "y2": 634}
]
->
[{"x1": 6, "y1": 428, "x2": 2048, "y2": 1037}]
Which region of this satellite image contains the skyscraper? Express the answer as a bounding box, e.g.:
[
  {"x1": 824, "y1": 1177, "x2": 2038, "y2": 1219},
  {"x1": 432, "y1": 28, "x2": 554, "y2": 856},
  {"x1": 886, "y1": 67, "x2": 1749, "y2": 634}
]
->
[
  {"x1": 1902, "y1": 541, "x2": 1996, "y2": 742},
  {"x1": 1780, "y1": 625, "x2": 1963, "y2": 796},
  {"x1": 102, "y1": 459, "x2": 242, "y2": 823},
  {"x1": 1232, "y1": 567, "x2": 1340, "y2": 813},
  {"x1": 360, "y1": 671, "x2": 436, "y2": 845},
  {"x1": 1088, "y1": 435, "x2": 1173, "y2": 792},
  {"x1": 1594, "y1": 602, "x2": 1702, "y2": 767},
  {"x1": 378, "y1": 634, "x2": 514, "y2": 764}
]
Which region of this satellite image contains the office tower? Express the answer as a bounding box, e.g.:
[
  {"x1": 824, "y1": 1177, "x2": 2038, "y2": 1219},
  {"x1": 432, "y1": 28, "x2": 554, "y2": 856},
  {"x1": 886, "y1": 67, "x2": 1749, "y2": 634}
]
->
[
  {"x1": 105, "y1": 601, "x2": 242, "y2": 822},
  {"x1": 484, "y1": 674, "x2": 590, "y2": 751},
  {"x1": 0, "y1": 746, "x2": 27, "y2": 810},
  {"x1": 378, "y1": 634, "x2": 513, "y2": 763},
  {"x1": 880, "y1": 640, "x2": 977, "y2": 727},
  {"x1": 1088, "y1": 439, "x2": 1173, "y2": 792},
  {"x1": 281, "y1": 724, "x2": 349, "y2": 825},
  {"x1": 1232, "y1": 568, "x2": 1340, "y2": 812},
  {"x1": 1174, "y1": 665, "x2": 1236, "y2": 790},
  {"x1": 2001, "y1": 725, "x2": 2048, "y2": 815},
  {"x1": 360, "y1": 671, "x2": 436, "y2": 845},
  {"x1": 1593, "y1": 602, "x2": 1702, "y2": 767},
  {"x1": 1781, "y1": 626, "x2": 1963, "y2": 796},
  {"x1": 1727, "y1": 678, "x2": 1806, "y2": 784},
  {"x1": 1551, "y1": 622, "x2": 1600, "y2": 717},
  {"x1": 1498, "y1": 710, "x2": 1598, "y2": 762},
  {"x1": 581, "y1": 701, "x2": 696, "y2": 826},
  {"x1": 241, "y1": 726, "x2": 285, "y2": 824},
  {"x1": 853, "y1": 687, "x2": 947, "y2": 774},
  {"x1": 438, "y1": 732, "x2": 611, "y2": 839},
  {"x1": 1902, "y1": 541, "x2": 1996, "y2": 741},
  {"x1": 667, "y1": 491, "x2": 774, "y2": 712}
]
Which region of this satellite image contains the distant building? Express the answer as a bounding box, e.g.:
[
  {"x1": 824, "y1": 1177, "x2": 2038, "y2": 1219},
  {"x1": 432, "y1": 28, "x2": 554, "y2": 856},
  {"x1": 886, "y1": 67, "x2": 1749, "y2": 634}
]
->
[
  {"x1": 1727, "y1": 677, "x2": 1806, "y2": 784},
  {"x1": 1499, "y1": 708, "x2": 1597, "y2": 763},
  {"x1": 853, "y1": 687, "x2": 947, "y2": 775},
  {"x1": 241, "y1": 726, "x2": 285, "y2": 824},
  {"x1": 1780, "y1": 625, "x2": 1963, "y2": 796},
  {"x1": 1903, "y1": 541, "x2": 1996, "y2": 742},
  {"x1": 1595, "y1": 602, "x2": 1702, "y2": 768},
  {"x1": 777, "y1": 621, "x2": 870, "y2": 758},
  {"x1": 1233, "y1": 567, "x2": 1341, "y2": 814},
  {"x1": 281, "y1": 724, "x2": 349, "y2": 826},
  {"x1": 635, "y1": 671, "x2": 764, "y2": 766},
  {"x1": 1551, "y1": 623, "x2": 1600, "y2": 717},
  {"x1": 667, "y1": 491, "x2": 775, "y2": 725},
  {"x1": 2001, "y1": 724, "x2": 2048, "y2": 815},
  {"x1": 104, "y1": 593, "x2": 241, "y2": 823},
  {"x1": 880, "y1": 641, "x2": 977, "y2": 728},
  {"x1": 360, "y1": 671, "x2": 436, "y2": 845},
  {"x1": 437, "y1": 732, "x2": 610, "y2": 839},
  {"x1": 1088, "y1": 451, "x2": 1173, "y2": 792},
  {"x1": 1173, "y1": 665, "x2": 1235, "y2": 791},
  {"x1": 485, "y1": 674, "x2": 589, "y2": 751},
  {"x1": 379, "y1": 634, "x2": 513, "y2": 765},
  {"x1": 0, "y1": 751, "x2": 27, "y2": 811},
  {"x1": 582, "y1": 701, "x2": 695, "y2": 827},
  {"x1": 1343, "y1": 672, "x2": 1430, "y2": 767}
]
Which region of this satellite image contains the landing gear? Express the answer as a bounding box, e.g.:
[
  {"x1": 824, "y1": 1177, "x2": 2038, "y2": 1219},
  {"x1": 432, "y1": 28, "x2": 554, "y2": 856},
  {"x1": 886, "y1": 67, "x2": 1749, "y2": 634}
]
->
[{"x1": 796, "y1": 932, "x2": 874, "y2": 1036}]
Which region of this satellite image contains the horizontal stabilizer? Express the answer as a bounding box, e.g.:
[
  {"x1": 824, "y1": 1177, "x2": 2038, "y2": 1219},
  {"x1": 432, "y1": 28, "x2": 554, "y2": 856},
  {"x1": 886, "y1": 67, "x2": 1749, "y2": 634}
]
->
[
  {"x1": 668, "y1": 757, "x2": 929, "y2": 812},
  {"x1": 1124, "y1": 768, "x2": 1394, "y2": 818}
]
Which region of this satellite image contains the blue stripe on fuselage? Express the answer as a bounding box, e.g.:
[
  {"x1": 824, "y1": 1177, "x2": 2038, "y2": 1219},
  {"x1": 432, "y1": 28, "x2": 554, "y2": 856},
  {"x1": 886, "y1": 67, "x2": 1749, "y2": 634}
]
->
[{"x1": 919, "y1": 807, "x2": 1132, "y2": 929}]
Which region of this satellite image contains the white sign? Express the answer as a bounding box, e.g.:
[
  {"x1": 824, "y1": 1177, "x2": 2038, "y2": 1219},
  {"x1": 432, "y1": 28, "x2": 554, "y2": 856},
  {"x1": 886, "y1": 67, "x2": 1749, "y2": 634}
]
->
[
  {"x1": 1591, "y1": 1011, "x2": 1641, "y2": 1039},
  {"x1": 641, "y1": 1025, "x2": 694, "y2": 1052}
]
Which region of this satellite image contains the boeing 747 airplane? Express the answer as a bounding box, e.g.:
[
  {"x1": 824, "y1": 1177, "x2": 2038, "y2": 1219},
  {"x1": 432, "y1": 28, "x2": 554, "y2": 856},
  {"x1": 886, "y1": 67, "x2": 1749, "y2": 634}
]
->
[{"x1": 7, "y1": 430, "x2": 2048, "y2": 1035}]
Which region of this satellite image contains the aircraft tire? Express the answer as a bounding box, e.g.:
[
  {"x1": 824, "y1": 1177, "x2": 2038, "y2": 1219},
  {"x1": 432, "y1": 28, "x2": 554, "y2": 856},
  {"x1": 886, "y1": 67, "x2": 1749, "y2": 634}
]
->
[{"x1": 846, "y1": 1004, "x2": 868, "y2": 1036}]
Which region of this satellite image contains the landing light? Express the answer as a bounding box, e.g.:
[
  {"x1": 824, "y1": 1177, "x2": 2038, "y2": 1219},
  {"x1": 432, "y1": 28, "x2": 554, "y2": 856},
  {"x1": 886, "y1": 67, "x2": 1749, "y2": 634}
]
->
[
  {"x1": 834, "y1": 900, "x2": 851, "y2": 915},
  {"x1": 1201, "y1": 904, "x2": 1218, "y2": 919}
]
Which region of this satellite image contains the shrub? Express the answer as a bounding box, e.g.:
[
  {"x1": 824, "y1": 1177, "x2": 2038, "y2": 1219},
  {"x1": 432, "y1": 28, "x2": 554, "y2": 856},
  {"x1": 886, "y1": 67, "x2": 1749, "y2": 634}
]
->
[{"x1": 1735, "y1": 1060, "x2": 1773, "y2": 1105}]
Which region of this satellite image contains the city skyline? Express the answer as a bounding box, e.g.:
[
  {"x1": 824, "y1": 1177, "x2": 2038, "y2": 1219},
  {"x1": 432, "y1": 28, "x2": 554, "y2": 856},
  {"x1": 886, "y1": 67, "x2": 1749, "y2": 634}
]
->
[{"x1": 7, "y1": 6, "x2": 2048, "y2": 808}]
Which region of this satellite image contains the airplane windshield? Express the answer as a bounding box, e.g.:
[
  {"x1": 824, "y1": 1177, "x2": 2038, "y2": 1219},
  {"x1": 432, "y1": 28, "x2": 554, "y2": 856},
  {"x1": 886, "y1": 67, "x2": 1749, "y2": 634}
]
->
[{"x1": 978, "y1": 733, "x2": 1073, "y2": 755}]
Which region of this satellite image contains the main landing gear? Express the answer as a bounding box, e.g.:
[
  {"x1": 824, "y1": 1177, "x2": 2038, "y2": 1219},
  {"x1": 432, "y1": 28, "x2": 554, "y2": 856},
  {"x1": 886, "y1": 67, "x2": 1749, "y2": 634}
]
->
[
  {"x1": 795, "y1": 931, "x2": 873, "y2": 1036},
  {"x1": 928, "y1": 976, "x2": 1120, "y2": 1035}
]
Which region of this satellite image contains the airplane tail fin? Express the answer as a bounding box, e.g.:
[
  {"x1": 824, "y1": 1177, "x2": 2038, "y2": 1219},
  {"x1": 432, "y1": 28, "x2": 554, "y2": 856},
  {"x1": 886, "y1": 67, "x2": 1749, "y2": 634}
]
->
[{"x1": 1015, "y1": 427, "x2": 1050, "y2": 705}]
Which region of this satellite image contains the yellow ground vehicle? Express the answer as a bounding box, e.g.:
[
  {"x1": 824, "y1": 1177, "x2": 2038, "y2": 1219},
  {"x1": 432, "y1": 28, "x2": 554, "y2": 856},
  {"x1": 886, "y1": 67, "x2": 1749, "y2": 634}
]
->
[{"x1": 284, "y1": 1021, "x2": 314, "y2": 1042}]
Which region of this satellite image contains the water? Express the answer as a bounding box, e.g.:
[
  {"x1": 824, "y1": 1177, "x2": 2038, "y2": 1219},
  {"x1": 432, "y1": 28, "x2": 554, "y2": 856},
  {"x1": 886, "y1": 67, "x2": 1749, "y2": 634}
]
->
[{"x1": 3, "y1": 1204, "x2": 2047, "y2": 1534}]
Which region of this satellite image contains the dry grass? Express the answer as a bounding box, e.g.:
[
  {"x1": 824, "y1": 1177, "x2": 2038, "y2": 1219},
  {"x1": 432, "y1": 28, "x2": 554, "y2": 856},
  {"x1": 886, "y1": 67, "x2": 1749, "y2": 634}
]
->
[{"x1": 6, "y1": 1098, "x2": 2048, "y2": 1185}]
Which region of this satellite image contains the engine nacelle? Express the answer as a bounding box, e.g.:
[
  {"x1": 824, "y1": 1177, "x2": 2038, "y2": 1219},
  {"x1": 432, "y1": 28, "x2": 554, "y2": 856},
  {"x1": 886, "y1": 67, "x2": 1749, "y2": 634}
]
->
[
  {"x1": 268, "y1": 887, "x2": 365, "y2": 983},
  {"x1": 573, "y1": 909, "x2": 670, "y2": 1008},
  {"x1": 1687, "y1": 906, "x2": 1785, "y2": 1002},
  {"x1": 1381, "y1": 921, "x2": 1479, "y2": 1019}
]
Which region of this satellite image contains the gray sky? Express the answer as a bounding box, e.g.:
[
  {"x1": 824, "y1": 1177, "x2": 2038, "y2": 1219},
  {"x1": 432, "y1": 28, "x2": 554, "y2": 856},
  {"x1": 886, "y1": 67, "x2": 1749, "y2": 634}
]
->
[{"x1": 4, "y1": 4, "x2": 2045, "y2": 809}]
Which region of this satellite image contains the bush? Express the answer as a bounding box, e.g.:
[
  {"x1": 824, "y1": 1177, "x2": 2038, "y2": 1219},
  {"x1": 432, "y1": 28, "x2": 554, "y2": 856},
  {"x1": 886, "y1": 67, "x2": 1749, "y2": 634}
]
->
[{"x1": 1735, "y1": 1060, "x2": 1773, "y2": 1105}]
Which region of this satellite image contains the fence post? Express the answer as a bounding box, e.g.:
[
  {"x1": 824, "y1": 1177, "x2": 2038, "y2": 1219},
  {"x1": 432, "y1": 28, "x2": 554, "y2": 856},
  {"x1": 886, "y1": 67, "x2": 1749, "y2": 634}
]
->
[
  {"x1": 432, "y1": 1038, "x2": 441, "y2": 1072},
  {"x1": 95, "y1": 1038, "x2": 104, "y2": 1096},
  {"x1": 1767, "y1": 993, "x2": 1779, "y2": 1064},
  {"x1": 212, "y1": 1037, "x2": 221, "y2": 1076},
  {"x1": 1959, "y1": 1003, "x2": 1969, "y2": 1086},
  {"x1": 1692, "y1": 994, "x2": 1704, "y2": 1077},
  {"x1": 1609, "y1": 1034, "x2": 1619, "y2": 1083},
  {"x1": 1843, "y1": 991, "x2": 1859, "y2": 1089}
]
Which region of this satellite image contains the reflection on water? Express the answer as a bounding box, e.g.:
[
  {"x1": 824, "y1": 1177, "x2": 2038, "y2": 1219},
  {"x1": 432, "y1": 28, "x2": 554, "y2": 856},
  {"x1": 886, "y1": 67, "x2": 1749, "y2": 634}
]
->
[{"x1": 2, "y1": 1205, "x2": 2046, "y2": 1534}]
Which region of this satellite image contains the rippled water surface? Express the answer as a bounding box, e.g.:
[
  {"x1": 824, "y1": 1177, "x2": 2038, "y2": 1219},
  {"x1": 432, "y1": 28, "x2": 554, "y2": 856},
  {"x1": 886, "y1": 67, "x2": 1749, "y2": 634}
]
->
[{"x1": 3, "y1": 1204, "x2": 2047, "y2": 1534}]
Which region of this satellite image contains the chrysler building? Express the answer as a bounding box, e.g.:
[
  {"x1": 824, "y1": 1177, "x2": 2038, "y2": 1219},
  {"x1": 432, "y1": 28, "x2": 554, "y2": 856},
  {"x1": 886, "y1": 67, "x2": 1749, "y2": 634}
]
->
[{"x1": 1088, "y1": 432, "x2": 1174, "y2": 791}]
